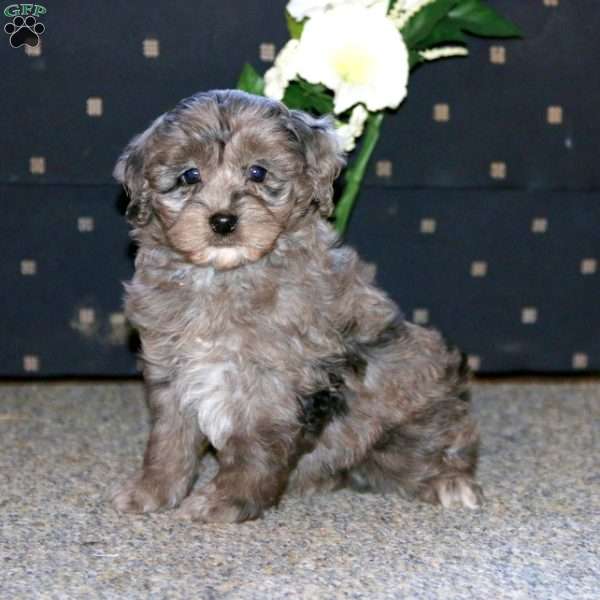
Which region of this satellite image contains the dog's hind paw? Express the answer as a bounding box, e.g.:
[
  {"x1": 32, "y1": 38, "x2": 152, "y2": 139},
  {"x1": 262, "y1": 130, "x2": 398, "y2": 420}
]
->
[{"x1": 421, "y1": 476, "x2": 484, "y2": 509}]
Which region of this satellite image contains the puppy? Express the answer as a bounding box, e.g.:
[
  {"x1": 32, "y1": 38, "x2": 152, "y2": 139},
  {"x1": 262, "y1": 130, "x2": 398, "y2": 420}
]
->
[{"x1": 112, "y1": 90, "x2": 483, "y2": 522}]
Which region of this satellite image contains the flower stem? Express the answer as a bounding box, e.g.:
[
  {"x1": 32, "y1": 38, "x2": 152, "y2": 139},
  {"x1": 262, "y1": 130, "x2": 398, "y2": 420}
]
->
[{"x1": 334, "y1": 112, "x2": 384, "y2": 236}]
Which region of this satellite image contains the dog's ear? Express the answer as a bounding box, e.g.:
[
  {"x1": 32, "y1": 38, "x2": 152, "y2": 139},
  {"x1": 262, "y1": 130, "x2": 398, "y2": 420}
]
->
[
  {"x1": 113, "y1": 115, "x2": 163, "y2": 227},
  {"x1": 287, "y1": 111, "x2": 346, "y2": 218}
]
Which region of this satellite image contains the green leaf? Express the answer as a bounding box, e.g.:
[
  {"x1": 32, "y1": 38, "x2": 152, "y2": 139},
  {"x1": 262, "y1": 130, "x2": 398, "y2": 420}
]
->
[
  {"x1": 415, "y1": 16, "x2": 467, "y2": 49},
  {"x1": 282, "y1": 80, "x2": 334, "y2": 114},
  {"x1": 281, "y1": 82, "x2": 307, "y2": 110},
  {"x1": 409, "y1": 50, "x2": 425, "y2": 70},
  {"x1": 286, "y1": 11, "x2": 305, "y2": 39},
  {"x1": 448, "y1": 0, "x2": 522, "y2": 37},
  {"x1": 236, "y1": 63, "x2": 265, "y2": 96},
  {"x1": 401, "y1": 0, "x2": 459, "y2": 48}
]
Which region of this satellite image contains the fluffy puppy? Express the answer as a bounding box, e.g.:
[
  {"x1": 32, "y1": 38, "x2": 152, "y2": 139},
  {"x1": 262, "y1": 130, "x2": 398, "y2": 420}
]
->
[{"x1": 112, "y1": 90, "x2": 483, "y2": 522}]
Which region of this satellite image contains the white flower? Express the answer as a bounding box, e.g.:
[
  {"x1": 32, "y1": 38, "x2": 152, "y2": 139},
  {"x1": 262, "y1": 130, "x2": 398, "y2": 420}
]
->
[
  {"x1": 264, "y1": 40, "x2": 301, "y2": 101},
  {"x1": 335, "y1": 104, "x2": 369, "y2": 151},
  {"x1": 287, "y1": 0, "x2": 387, "y2": 21},
  {"x1": 294, "y1": 5, "x2": 409, "y2": 114}
]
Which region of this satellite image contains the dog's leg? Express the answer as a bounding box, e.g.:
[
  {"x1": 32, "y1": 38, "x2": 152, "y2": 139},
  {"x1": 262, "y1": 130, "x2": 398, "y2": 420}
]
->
[
  {"x1": 176, "y1": 423, "x2": 300, "y2": 523},
  {"x1": 349, "y1": 398, "x2": 484, "y2": 508},
  {"x1": 112, "y1": 383, "x2": 205, "y2": 513},
  {"x1": 334, "y1": 275, "x2": 483, "y2": 508}
]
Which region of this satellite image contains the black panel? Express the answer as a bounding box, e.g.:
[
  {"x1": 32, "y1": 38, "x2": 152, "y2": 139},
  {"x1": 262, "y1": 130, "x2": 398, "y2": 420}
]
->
[{"x1": 1, "y1": 1, "x2": 598, "y2": 375}]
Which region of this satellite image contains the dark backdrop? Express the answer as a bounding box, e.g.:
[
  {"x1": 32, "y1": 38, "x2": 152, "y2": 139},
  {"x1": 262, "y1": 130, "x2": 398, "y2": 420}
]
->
[{"x1": 1, "y1": 1, "x2": 598, "y2": 376}]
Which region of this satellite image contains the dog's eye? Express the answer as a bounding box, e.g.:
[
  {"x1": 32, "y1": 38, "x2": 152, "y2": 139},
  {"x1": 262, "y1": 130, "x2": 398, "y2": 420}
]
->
[
  {"x1": 248, "y1": 165, "x2": 267, "y2": 183},
  {"x1": 179, "y1": 168, "x2": 201, "y2": 186}
]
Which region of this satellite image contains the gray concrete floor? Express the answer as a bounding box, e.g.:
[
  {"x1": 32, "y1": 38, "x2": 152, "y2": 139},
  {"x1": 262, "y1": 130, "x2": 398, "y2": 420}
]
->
[{"x1": 0, "y1": 380, "x2": 598, "y2": 599}]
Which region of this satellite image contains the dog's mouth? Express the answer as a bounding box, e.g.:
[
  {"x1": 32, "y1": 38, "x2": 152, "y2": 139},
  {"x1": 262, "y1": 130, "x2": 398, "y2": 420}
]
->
[
  {"x1": 203, "y1": 246, "x2": 249, "y2": 270},
  {"x1": 200, "y1": 234, "x2": 280, "y2": 270},
  {"x1": 172, "y1": 236, "x2": 273, "y2": 271}
]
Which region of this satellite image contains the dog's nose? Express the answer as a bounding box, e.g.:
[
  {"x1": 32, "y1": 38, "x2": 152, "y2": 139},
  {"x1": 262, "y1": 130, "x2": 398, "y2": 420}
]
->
[{"x1": 209, "y1": 213, "x2": 238, "y2": 236}]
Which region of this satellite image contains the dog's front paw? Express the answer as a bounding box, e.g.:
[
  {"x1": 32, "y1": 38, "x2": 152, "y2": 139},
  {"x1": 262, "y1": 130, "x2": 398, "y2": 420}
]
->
[
  {"x1": 111, "y1": 477, "x2": 173, "y2": 514},
  {"x1": 422, "y1": 475, "x2": 484, "y2": 509},
  {"x1": 175, "y1": 485, "x2": 262, "y2": 523}
]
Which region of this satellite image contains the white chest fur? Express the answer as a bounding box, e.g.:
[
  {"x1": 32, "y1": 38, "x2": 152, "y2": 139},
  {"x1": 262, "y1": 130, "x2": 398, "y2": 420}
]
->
[{"x1": 173, "y1": 339, "x2": 240, "y2": 450}]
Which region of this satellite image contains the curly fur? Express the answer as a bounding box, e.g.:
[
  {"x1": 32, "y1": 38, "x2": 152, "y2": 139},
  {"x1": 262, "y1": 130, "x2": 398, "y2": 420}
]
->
[{"x1": 111, "y1": 90, "x2": 483, "y2": 522}]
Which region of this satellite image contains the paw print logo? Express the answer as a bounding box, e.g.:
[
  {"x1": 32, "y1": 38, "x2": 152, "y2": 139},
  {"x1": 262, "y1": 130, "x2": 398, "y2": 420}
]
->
[{"x1": 4, "y1": 15, "x2": 45, "y2": 48}]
